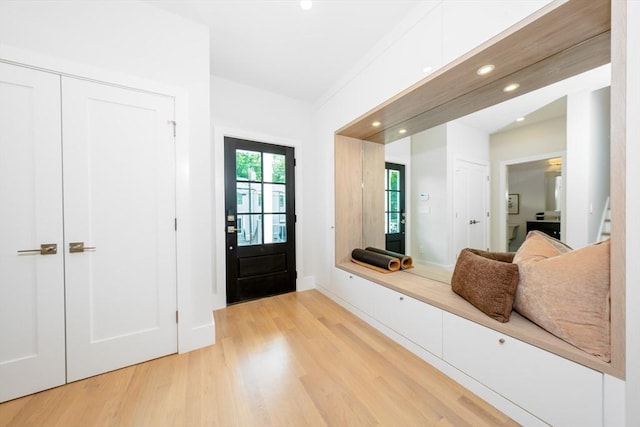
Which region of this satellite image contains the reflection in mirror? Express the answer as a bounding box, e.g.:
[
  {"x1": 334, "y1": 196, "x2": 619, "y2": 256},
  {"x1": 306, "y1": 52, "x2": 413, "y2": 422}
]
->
[{"x1": 384, "y1": 64, "x2": 611, "y2": 280}]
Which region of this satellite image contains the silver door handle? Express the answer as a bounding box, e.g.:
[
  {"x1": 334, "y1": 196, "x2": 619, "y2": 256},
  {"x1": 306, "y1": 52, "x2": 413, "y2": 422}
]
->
[
  {"x1": 69, "y1": 242, "x2": 96, "y2": 253},
  {"x1": 17, "y1": 243, "x2": 57, "y2": 255},
  {"x1": 227, "y1": 226, "x2": 240, "y2": 234}
]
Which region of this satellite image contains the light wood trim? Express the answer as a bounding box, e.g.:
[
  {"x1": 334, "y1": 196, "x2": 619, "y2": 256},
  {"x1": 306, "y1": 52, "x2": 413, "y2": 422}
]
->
[
  {"x1": 362, "y1": 141, "x2": 385, "y2": 249},
  {"x1": 334, "y1": 135, "x2": 363, "y2": 264},
  {"x1": 363, "y1": 32, "x2": 610, "y2": 144},
  {"x1": 333, "y1": 0, "x2": 624, "y2": 378},
  {"x1": 337, "y1": 0, "x2": 610, "y2": 144},
  {"x1": 609, "y1": 0, "x2": 626, "y2": 379}
]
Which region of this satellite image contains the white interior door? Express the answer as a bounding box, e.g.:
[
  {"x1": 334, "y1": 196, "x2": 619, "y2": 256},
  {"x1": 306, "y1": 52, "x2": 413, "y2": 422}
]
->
[
  {"x1": 62, "y1": 77, "x2": 177, "y2": 382},
  {"x1": 454, "y1": 160, "x2": 489, "y2": 258},
  {"x1": 0, "y1": 63, "x2": 65, "y2": 401}
]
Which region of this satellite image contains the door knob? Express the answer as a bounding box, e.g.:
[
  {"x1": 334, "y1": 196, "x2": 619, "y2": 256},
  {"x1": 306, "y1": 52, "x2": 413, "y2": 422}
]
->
[
  {"x1": 69, "y1": 242, "x2": 96, "y2": 253},
  {"x1": 17, "y1": 243, "x2": 57, "y2": 255}
]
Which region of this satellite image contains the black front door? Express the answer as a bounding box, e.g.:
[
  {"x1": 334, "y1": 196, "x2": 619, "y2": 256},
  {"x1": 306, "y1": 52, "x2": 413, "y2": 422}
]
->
[
  {"x1": 224, "y1": 137, "x2": 296, "y2": 304},
  {"x1": 385, "y1": 162, "x2": 406, "y2": 253}
]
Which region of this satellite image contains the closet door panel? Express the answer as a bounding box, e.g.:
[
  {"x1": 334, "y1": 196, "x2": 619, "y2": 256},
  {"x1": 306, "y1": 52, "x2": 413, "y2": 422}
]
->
[
  {"x1": 62, "y1": 77, "x2": 178, "y2": 382},
  {"x1": 0, "y1": 62, "x2": 65, "y2": 402}
]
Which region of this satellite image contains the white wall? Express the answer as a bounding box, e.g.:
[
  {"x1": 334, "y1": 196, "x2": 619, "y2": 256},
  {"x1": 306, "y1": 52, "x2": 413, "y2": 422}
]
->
[
  {"x1": 588, "y1": 87, "x2": 611, "y2": 242},
  {"x1": 210, "y1": 76, "x2": 314, "y2": 309},
  {"x1": 0, "y1": 0, "x2": 214, "y2": 352},
  {"x1": 566, "y1": 87, "x2": 611, "y2": 248},
  {"x1": 410, "y1": 126, "x2": 448, "y2": 266},
  {"x1": 489, "y1": 116, "x2": 566, "y2": 250}
]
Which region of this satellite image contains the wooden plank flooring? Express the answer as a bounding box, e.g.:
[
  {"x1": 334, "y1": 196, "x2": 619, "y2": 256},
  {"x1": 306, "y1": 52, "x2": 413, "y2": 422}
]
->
[{"x1": 0, "y1": 290, "x2": 519, "y2": 426}]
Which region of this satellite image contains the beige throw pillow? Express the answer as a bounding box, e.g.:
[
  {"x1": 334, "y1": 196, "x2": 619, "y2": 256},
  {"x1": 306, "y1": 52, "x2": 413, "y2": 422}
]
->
[{"x1": 513, "y1": 231, "x2": 611, "y2": 362}]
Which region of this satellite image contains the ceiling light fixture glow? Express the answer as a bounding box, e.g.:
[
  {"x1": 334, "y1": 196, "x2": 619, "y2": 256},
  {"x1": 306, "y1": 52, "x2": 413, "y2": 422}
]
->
[
  {"x1": 398, "y1": 129, "x2": 407, "y2": 134},
  {"x1": 372, "y1": 121, "x2": 381, "y2": 127},
  {"x1": 516, "y1": 117, "x2": 525, "y2": 122},
  {"x1": 300, "y1": 0, "x2": 312, "y2": 11},
  {"x1": 476, "y1": 64, "x2": 495, "y2": 76},
  {"x1": 503, "y1": 83, "x2": 520, "y2": 93},
  {"x1": 423, "y1": 66, "x2": 433, "y2": 73}
]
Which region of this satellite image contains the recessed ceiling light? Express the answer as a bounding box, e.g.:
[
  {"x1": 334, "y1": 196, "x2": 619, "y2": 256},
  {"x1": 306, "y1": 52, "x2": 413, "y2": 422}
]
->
[
  {"x1": 398, "y1": 129, "x2": 407, "y2": 134},
  {"x1": 476, "y1": 64, "x2": 495, "y2": 76},
  {"x1": 372, "y1": 121, "x2": 381, "y2": 127},
  {"x1": 503, "y1": 83, "x2": 520, "y2": 93},
  {"x1": 423, "y1": 66, "x2": 433, "y2": 73},
  {"x1": 516, "y1": 117, "x2": 525, "y2": 122},
  {"x1": 300, "y1": 0, "x2": 312, "y2": 10}
]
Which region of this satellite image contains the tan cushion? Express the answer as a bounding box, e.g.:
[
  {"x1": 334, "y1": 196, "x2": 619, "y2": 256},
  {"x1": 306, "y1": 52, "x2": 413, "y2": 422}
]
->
[
  {"x1": 451, "y1": 248, "x2": 520, "y2": 323},
  {"x1": 513, "y1": 231, "x2": 611, "y2": 361}
]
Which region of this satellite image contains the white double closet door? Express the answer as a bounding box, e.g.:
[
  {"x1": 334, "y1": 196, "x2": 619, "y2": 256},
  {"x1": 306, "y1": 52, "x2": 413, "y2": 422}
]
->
[{"x1": 0, "y1": 62, "x2": 177, "y2": 402}]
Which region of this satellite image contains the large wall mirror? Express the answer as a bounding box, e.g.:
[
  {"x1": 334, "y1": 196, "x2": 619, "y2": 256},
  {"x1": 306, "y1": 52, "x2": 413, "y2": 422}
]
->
[{"x1": 384, "y1": 64, "x2": 611, "y2": 278}]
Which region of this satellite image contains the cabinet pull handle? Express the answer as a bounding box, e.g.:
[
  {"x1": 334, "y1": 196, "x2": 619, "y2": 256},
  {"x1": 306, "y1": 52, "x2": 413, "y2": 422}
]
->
[
  {"x1": 498, "y1": 338, "x2": 506, "y2": 345},
  {"x1": 69, "y1": 242, "x2": 96, "y2": 253},
  {"x1": 399, "y1": 296, "x2": 404, "y2": 301},
  {"x1": 17, "y1": 243, "x2": 57, "y2": 255}
]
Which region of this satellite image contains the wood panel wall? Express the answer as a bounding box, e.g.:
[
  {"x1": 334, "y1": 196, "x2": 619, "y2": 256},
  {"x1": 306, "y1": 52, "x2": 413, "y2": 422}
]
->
[{"x1": 334, "y1": 135, "x2": 363, "y2": 264}]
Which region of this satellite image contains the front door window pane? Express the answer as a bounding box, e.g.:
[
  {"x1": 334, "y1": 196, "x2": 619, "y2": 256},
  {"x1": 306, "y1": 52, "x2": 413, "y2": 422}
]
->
[
  {"x1": 389, "y1": 212, "x2": 400, "y2": 234},
  {"x1": 264, "y1": 184, "x2": 286, "y2": 213},
  {"x1": 264, "y1": 153, "x2": 286, "y2": 183},
  {"x1": 389, "y1": 169, "x2": 400, "y2": 191},
  {"x1": 236, "y1": 150, "x2": 262, "y2": 181},
  {"x1": 237, "y1": 214, "x2": 262, "y2": 246},
  {"x1": 389, "y1": 191, "x2": 398, "y2": 212},
  {"x1": 236, "y1": 182, "x2": 262, "y2": 214},
  {"x1": 265, "y1": 214, "x2": 287, "y2": 244}
]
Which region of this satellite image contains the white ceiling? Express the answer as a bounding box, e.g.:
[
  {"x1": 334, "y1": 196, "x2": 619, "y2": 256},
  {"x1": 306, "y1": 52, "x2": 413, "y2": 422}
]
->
[{"x1": 147, "y1": 0, "x2": 424, "y2": 103}]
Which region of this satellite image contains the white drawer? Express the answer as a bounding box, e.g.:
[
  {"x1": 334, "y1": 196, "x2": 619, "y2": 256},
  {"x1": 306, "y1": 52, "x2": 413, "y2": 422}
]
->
[
  {"x1": 442, "y1": 313, "x2": 603, "y2": 427},
  {"x1": 368, "y1": 283, "x2": 443, "y2": 357}
]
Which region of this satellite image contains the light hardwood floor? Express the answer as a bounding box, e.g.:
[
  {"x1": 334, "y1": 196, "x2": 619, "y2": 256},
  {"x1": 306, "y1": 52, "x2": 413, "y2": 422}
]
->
[{"x1": 0, "y1": 290, "x2": 518, "y2": 426}]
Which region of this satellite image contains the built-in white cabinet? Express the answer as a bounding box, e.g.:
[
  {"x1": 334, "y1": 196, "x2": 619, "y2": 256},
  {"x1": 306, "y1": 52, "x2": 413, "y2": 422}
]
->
[
  {"x1": 442, "y1": 313, "x2": 603, "y2": 426},
  {"x1": 330, "y1": 269, "x2": 443, "y2": 358}
]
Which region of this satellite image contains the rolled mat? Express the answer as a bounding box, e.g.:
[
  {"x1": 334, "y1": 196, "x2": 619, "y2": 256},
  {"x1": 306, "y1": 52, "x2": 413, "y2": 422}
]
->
[
  {"x1": 351, "y1": 248, "x2": 401, "y2": 273},
  {"x1": 365, "y1": 247, "x2": 413, "y2": 269}
]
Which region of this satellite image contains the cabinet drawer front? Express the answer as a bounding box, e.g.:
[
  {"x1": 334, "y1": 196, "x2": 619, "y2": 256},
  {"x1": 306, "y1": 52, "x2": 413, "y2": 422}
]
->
[
  {"x1": 443, "y1": 313, "x2": 602, "y2": 427},
  {"x1": 367, "y1": 282, "x2": 443, "y2": 357}
]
